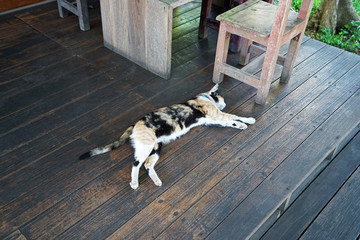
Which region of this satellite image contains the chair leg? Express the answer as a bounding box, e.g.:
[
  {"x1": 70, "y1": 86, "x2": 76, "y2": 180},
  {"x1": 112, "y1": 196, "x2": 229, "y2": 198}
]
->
[
  {"x1": 255, "y1": 44, "x2": 282, "y2": 104},
  {"x1": 77, "y1": 0, "x2": 90, "y2": 31},
  {"x1": 213, "y1": 23, "x2": 231, "y2": 83},
  {"x1": 239, "y1": 38, "x2": 252, "y2": 65},
  {"x1": 57, "y1": 0, "x2": 69, "y2": 18},
  {"x1": 199, "y1": 0, "x2": 212, "y2": 38},
  {"x1": 280, "y1": 33, "x2": 303, "y2": 83}
]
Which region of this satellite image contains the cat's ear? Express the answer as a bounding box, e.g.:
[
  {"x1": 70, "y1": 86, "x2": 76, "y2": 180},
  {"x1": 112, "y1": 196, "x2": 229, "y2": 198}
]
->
[{"x1": 209, "y1": 84, "x2": 219, "y2": 94}]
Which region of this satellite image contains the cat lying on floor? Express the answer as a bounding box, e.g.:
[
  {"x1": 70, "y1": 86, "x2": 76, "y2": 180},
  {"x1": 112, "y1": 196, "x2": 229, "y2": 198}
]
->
[{"x1": 79, "y1": 84, "x2": 255, "y2": 189}]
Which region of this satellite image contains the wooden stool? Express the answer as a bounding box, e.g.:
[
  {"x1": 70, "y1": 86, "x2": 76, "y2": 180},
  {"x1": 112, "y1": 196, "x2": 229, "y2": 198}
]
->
[
  {"x1": 212, "y1": 0, "x2": 314, "y2": 104},
  {"x1": 57, "y1": 0, "x2": 90, "y2": 31}
]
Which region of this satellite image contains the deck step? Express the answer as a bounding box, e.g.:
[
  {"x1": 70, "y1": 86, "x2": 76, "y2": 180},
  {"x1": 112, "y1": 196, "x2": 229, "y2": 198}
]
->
[
  {"x1": 262, "y1": 131, "x2": 360, "y2": 240},
  {"x1": 208, "y1": 87, "x2": 360, "y2": 240}
]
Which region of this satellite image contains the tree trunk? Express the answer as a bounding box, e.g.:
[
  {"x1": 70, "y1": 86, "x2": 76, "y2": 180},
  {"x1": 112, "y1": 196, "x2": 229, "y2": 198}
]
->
[
  {"x1": 337, "y1": 0, "x2": 360, "y2": 26},
  {"x1": 307, "y1": 0, "x2": 360, "y2": 33}
]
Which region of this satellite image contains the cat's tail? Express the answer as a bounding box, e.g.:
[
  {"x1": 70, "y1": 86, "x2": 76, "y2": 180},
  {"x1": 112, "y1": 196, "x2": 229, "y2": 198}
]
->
[{"x1": 79, "y1": 126, "x2": 134, "y2": 160}]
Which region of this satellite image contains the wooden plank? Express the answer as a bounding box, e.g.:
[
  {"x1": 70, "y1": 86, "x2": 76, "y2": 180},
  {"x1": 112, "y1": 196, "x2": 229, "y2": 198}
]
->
[
  {"x1": 146, "y1": 51, "x2": 359, "y2": 240},
  {"x1": 262, "y1": 132, "x2": 360, "y2": 240},
  {"x1": 7, "y1": 36, "x2": 221, "y2": 235},
  {"x1": 172, "y1": 28, "x2": 218, "y2": 67},
  {"x1": 173, "y1": 0, "x2": 201, "y2": 17},
  {"x1": 0, "y1": 34, "x2": 63, "y2": 71},
  {"x1": 299, "y1": 167, "x2": 360, "y2": 240},
  {"x1": 0, "y1": 62, "x2": 98, "y2": 120},
  {"x1": 4, "y1": 230, "x2": 27, "y2": 240},
  {"x1": 160, "y1": 0, "x2": 195, "y2": 8},
  {"x1": 0, "y1": 139, "x2": 95, "y2": 239},
  {"x1": 19, "y1": 67, "x2": 216, "y2": 240},
  {"x1": 0, "y1": 69, "x2": 150, "y2": 201},
  {"x1": 172, "y1": 5, "x2": 200, "y2": 28},
  {"x1": 0, "y1": 0, "x2": 47, "y2": 12},
  {"x1": 9, "y1": 44, "x2": 219, "y2": 234},
  {"x1": 0, "y1": 32, "x2": 216, "y2": 188},
  {"x1": 207, "y1": 65, "x2": 360, "y2": 240},
  {"x1": 0, "y1": 50, "x2": 72, "y2": 86},
  {"x1": 145, "y1": 0, "x2": 172, "y2": 78},
  {"x1": 61, "y1": 40, "x2": 338, "y2": 240},
  {"x1": 0, "y1": 55, "x2": 84, "y2": 100},
  {"x1": 0, "y1": 74, "x2": 114, "y2": 137}
]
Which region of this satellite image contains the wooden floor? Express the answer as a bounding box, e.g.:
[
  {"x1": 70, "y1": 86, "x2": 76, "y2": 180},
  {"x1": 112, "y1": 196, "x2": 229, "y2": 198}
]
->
[{"x1": 1, "y1": 1, "x2": 359, "y2": 240}]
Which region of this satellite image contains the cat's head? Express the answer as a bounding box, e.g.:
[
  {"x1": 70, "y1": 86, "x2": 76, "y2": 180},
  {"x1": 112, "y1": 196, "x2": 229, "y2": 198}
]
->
[{"x1": 207, "y1": 84, "x2": 226, "y2": 110}]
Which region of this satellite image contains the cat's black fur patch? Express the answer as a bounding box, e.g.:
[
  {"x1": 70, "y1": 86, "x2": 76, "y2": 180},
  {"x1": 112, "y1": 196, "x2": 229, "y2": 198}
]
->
[
  {"x1": 133, "y1": 160, "x2": 140, "y2": 166},
  {"x1": 146, "y1": 112, "x2": 174, "y2": 137},
  {"x1": 210, "y1": 92, "x2": 219, "y2": 102},
  {"x1": 183, "y1": 102, "x2": 205, "y2": 128},
  {"x1": 150, "y1": 143, "x2": 163, "y2": 155}
]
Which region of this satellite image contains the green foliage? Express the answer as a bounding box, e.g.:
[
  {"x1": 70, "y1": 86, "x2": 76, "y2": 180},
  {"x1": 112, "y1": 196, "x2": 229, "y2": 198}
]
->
[
  {"x1": 288, "y1": 0, "x2": 360, "y2": 54},
  {"x1": 353, "y1": 0, "x2": 360, "y2": 15},
  {"x1": 290, "y1": 0, "x2": 321, "y2": 17},
  {"x1": 316, "y1": 21, "x2": 360, "y2": 54}
]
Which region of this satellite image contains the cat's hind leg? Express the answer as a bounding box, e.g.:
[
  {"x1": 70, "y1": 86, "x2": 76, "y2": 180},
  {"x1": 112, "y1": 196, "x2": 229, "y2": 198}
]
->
[
  {"x1": 130, "y1": 141, "x2": 155, "y2": 189},
  {"x1": 144, "y1": 143, "x2": 162, "y2": 187}
]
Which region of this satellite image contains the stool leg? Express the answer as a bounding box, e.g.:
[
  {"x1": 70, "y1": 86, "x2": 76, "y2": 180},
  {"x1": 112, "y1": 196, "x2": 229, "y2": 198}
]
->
[
  {"x1": 77, "y1": 0, "x2": 90, "y2": 31},
  {"x1": 255, "y1": 45, "x2": 282, "y2": 104},
  {"x1": 57, "y1": 0, "x2": 69, "y2": 18},
  {"x1": 213, "y1": 23, "x2": 231, "y2": 83},
  {"x1": 280, "y1": 33, "x2": 303, "y2": 83},
  {"x1": 199, "y1": 0, "x2": 212, "y2": 38},
  {"x1": 239, "y1": 38, "x2": 252, "y2": 65}
]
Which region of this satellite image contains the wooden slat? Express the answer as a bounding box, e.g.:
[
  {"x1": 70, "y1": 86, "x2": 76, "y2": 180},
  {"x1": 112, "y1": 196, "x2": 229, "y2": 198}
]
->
[
  {"x1": 0, "y1": 139, "x2": 95, "y2": 238},
  {"x1": 4, "y1": 230, "x2": 27, "y2": 240},
  {"x1": 0, "y1": 56, "x2": 87, "y2": 101},
  {"x1": 0, "y1": 50, "x2": 72, "y2": 86},
  {"x1": 299, "y1": 167, "x2": 360, "y2": 240},
  {"x1": 64, "y1": 42, "x2": 342, "y2": 240},
  {"x1": 150, "y1": 50, "x2": 359, "y2": 240},
  {"x1": 1, "y1": 2, "x2": 360, "y2": 240},
  {"x1": 262, "y1": 132, "x2": 360, "y2": 240},
  {"x1": 207, "y1": 63, "x2": 360, "y2": 240}
]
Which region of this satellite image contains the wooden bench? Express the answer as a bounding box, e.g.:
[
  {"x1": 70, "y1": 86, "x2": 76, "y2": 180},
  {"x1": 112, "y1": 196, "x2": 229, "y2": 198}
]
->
[
  {"x1": 100, "y1": 0, "x2": 197, "y2": 79},
  {"x1": 57, "y1": 0, "x2": 90, "y2": 31}
]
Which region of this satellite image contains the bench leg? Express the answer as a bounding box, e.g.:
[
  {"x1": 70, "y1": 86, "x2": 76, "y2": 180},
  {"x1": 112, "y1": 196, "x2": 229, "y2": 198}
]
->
[
  {"x1": 57, "y1": 0, "x2": 69, "y2": 18},
  {"x1": 199, "y1": 0, "x2": 212, "y2": 38},
  {"x1": 213, "y1": 23, "x2": 231, "y2": 83},
  {"x1": 77, "y1": 0, "x2": 90, "y2": 31}
]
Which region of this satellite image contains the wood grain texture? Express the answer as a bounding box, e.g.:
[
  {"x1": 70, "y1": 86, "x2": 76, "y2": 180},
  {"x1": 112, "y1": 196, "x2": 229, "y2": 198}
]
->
[
  {"x1": 299, "y1": 166, "x2": 360, "y2": 240},
  {"x1": 101, "y1": 0, "x2": 174, "y2": 79},
  {"x1": 262, "y1": 132, "x2": 360, "y2": 240},
  {"x1": 1, "y1": 2, "x2": 360, "y2": 240}
]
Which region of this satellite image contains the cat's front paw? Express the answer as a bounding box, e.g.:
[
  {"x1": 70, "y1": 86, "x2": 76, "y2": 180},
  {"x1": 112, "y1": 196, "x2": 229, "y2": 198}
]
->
[
  {"x1": 247, "y1": 117, "x2": 256, "y2": 125},
  {"x1": 130, "y1": 181, "x2": 139, "y2": 189}
]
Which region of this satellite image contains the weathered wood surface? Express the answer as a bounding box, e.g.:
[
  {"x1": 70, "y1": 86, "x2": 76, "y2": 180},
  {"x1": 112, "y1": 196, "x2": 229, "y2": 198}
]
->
[
  {"x1": 100, "y1": 0, "x2": 173, "y2": 79},
  {"x1": 262, "y1": 132, "x2": 360, "y2": 240},
  {"x1": 1, "y1": 2, "x2": 360, "y2": 240}
]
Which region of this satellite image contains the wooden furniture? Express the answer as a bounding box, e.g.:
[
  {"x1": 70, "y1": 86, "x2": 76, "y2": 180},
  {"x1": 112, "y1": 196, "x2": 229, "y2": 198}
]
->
[
  {"x1": 198, "y1": 0, "x2": 273, "y2": 52},
  {"x1": 213, "y1": 0, "x2": 314, "y2": 104},
  {"x1": 100, "y1": 0, "x2": 196, "y2": 80},
  {"x1": 57, "y1": 0, "x2": 90, "y2": 31},
  {"x1": 199, "y1": 0, "x2": 273, "y2": 39}
]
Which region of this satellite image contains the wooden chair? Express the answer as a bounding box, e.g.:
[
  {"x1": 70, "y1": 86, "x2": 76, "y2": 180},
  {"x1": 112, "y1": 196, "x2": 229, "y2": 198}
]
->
[
  {"x1": 56, "y1": 0, "x2": 90, "y2": 31},
  {"x1": 212, "y1": 0, "x2": 314, "y2": 104}
]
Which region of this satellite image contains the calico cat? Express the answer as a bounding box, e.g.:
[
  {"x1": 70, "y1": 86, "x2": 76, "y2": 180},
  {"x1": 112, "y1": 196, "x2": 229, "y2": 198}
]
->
[{"x1": 79, "y1": 84, "x2": 255, "y2": 189}]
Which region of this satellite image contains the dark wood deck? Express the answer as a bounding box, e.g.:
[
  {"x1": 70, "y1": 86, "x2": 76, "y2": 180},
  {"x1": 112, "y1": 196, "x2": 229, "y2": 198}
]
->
[{"x1": 1, "y1": 1, "x2": 359, "y2": 240}]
